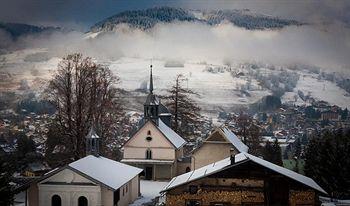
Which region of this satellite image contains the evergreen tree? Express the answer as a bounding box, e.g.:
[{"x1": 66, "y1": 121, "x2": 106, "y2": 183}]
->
[
  {"x1": 304, "y1": 130, "x2": 350, "y2": 199},
  {"x1": 0, "y1": 156, "x2": 14, "y2": 206},
  {"x1": 163, "y1": 74, "x2": 202, "y2": 139},
  {"x1": 263, "y1": 139, "x2": 283, "y2": 166},
  {"x1": 236, "y1": 113, "x2": 263, "y2": 156}
]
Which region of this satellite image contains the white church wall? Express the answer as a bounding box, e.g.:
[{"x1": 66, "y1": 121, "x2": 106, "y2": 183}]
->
[{"x1": 38, "y1": 184, "x2": 101, "y2": 206}]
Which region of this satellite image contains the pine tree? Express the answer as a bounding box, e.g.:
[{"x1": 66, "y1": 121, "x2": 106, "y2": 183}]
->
[
  {"x1": 304, "y1": 130, "x2": 350, "y2": 199},
  {"x1": 236, "y1": 113, "x2": 263, "y2": 156},
  {"x1": 0, "y1": 156, "x2": 14, "y2": 206},
  {"x1": 163, "y1": 74, "x2": 202, "y2": 140},
  {"x1": 263, "y1": 139, "x2": 283, "y2": 166}
]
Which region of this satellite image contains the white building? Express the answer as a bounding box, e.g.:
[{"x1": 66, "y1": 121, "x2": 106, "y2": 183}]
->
[{"x1": 26, "y1": 128, "x2": 143, "y2": 206}]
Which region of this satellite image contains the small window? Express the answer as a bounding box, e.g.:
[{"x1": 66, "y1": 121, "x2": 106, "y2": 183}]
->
[
  {"x1": 147, "y1": 130, "x2": 151, "y2": 135},
  {"x1": 146, "y1": 136, "x2": 152, "y2": 141},
  {"x1": 123, "y1": 187, "x2": 125, "y2": 196},
  {"x1": 146, "y1": 149, "x2": 152, "y2": 159}
]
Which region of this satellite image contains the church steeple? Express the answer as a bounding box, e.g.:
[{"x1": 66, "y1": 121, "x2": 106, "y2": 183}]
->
[
  {"x1": 86, "y1": 127, "x2": 100, "y2": 157},
  {"x1": 149, "y1": 65, "x2": 153, "y2": 94},
  {"x1": 144, "y1": 65, "x2": 159, "y2": 125}
]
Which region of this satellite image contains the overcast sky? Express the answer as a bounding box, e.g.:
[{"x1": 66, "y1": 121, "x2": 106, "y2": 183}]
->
[{"x1": 0, "y1": 0, "x2": 349, "y2": 30}]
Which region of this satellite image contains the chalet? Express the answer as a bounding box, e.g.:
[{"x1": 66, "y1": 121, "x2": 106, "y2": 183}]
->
[
  {"x1": 161, "y1": 152, "x2": 327, "y2": 206},
  {"x1": 121, "y1": 67, "x2": 188, "y2": 180},
  {"x1": 191, "y1": 127, "x2": 248, "y2": 170},
  {"x1": 25, "y1": 128, "x2": 143, "y2": 206}
]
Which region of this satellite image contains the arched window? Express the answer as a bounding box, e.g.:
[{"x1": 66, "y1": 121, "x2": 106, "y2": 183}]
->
[
  {"x1": 146, "y1": 149, "x2": 152, "y2": 159},
  {"x1": 147, "y1": 130, "x2": 151, "y2": 135},
  {"x1": 78, "y1": 196, "x2": 88, "y2": 206},
  {"x1": 51, "y1": 195, "x2": 61, "y2": 206}
]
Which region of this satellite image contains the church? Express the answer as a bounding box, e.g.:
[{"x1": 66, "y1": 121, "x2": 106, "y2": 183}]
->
[
  {"x1": 25, "y1": 128, "x2": 142, "y2": 206},
  {"x1": 121, "y1": 66, "x2": 189, "y2": 180}
]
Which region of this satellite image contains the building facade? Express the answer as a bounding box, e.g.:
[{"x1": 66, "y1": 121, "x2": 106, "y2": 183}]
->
[
  {"x1": 121, "y1": 67, "x2": 188, "y2": 180},
  {"x1": 26, "y1": 129, "x2": 142, "y2": 206},
  {"x1": 162, "y1": 153, "x2": 327, "y2": 206},
  {"x1": 191, "y1": 127, "x2": 248, "y2": 170}
]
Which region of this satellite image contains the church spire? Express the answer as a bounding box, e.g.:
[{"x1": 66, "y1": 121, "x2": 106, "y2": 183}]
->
[
  {"x1": 149, "y1": 64, "x2": 153, "y2": 94},
  {"x1": 86, "y1": 126, "x2": 100, "y2": 157}
]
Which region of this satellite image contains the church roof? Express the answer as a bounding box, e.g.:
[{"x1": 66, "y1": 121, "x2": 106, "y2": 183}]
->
[
  {"x1": 157, "y1": 119, "x2": 186, "y2": 149},
  {"x1": 69, "y1": 155, "x2": 142, "y2": 191},
  {"x1": 144, "y1": 93, "x2": 160, "y2": 105},
  {"x1": 161, "y1": 152, "x2": 327, "y2": 194}
]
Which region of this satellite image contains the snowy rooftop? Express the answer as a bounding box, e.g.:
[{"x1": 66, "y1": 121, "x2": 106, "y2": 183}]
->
[
  {"x1": 161, "y1": 152, "x2": 327, "y2": 194},
  {"x1": 157, "y1": 119, "x2": 186, "y2": 149},
  {"x1": 221, "y1": 127, "x2": 249, "y2": 153},
  {"x1": 69, "y1": 155, "x2": 142, "y2": 190}
]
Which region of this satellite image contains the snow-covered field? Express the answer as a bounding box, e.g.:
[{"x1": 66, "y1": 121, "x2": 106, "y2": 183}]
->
[
  {"x1": 130, "y1": 180, "x2": 168, "y2": 206},
  {"x1": 1, "y1": 48, "x2": 350, "y2": 112},
  {"x1": 282, "y1": 72, "x2": 350, "y2": 109},
  {"x1": 108, "y1": 57, "x2": 270, "y2": 110}
]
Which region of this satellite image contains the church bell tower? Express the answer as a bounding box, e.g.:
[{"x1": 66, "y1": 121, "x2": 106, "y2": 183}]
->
[
  {"x1": 144, "y1": 65, "x2": 160, "y2": 125},
  {"x1": 86, "y1": 127, "x2": 100, "y2": 157}
]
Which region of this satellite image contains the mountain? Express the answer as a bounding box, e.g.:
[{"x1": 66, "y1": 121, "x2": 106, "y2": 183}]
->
[
  {"x1": 0, "y1": 22, "x2": 60, "y2": 39},
  {"x1": 90, "y1": 7, "x2": 302, "y2": 33}
]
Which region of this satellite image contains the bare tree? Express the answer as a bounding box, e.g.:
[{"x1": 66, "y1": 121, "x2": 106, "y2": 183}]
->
[
  {"x1": 46, "y1": 53, "x2": 124, "y2": 160},
  {"x1": 163, "y1": 74, "x2": 202, "y2": 140}
]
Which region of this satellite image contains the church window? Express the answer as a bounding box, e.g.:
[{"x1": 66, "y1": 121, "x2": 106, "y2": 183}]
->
[
  {"x1": 147, "y1": 130, "x2": 151, "y2": 135},
  {"x1": 146, "y1": 149, "x2": 152, "y2": 159},
  {"x1": 78, "y1": 196, "x2": 88, "y2": 206},
  {"x1": 51, "y1": 194, "x2": 61, "y2": 206},
  {"x1": 146, "y1": 136, "x2": 152, "y2": 141}
]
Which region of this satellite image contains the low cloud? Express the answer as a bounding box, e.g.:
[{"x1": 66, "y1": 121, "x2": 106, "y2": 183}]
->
[{"x1": 1, "y1": 21, "x2": 350, "y2": 72}]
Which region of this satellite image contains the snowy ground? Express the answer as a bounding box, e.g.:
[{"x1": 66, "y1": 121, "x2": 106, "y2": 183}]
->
[
  {"x1": 282, "y1": 72, "x2": 350, "y2": 109},
  {"x1": 130, "y1": 180, "x2": 169, "y2": 206},
  {"x1": 108, "y1": 57, "x2": 269, "y2": 110}
]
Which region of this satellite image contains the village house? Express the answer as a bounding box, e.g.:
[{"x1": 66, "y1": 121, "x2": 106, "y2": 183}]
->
[
  {"x1": 191, "y1": 127, "x2": 248, "y2": 170},
  {"x1": 25, "y1": 128, "x2": 143, "y2": 206},
  {"x1": 121, "y1": 67, "x2": 188, "y2": 180},
  {"x1": 161, "y1": 152, "x2": 327, "y2": 206}
]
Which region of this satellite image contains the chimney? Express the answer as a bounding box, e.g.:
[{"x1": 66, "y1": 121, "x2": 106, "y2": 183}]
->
[
  {"x1": 230, "y1": 148, "x2": 236, "y2": 164},
  {"x1": 230, "y1": 154, "x2": 235, "y2": 165}
]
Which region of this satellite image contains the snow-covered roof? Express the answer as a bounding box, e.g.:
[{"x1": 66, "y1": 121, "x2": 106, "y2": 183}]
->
[
  {"x1": 157, "y1": 119, "x2": 186, "y2": 149},
  {"x1": 121, "y1": 159, "x2": 174, "y2": 164},
  {"x1": 220, "y1": 127, "x2": 249, "y2": 153},
  {"x1": 69, "y1": 155, "x2": 142, "y2": 191},
  {"x1": 161, "y1": 152, "x2": 326, "y2": 194}
]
